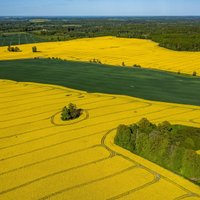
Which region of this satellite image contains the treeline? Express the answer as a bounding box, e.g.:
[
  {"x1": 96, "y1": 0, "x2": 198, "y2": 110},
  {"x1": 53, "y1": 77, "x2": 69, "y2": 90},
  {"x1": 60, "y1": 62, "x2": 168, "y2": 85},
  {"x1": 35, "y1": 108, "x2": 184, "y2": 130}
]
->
[
  {"x1": 115, "y1": 118, "x2": 200, "y2": 184},
  {"x1": 1, "y1": 17, "x2": 200, "y2": 51}
]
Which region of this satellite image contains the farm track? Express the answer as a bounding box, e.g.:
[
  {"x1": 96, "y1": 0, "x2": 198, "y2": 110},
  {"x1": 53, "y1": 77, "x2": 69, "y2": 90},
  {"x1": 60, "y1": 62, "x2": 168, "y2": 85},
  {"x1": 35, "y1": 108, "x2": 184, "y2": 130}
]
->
[{"x1": 0, "y1": 80, "x2": 200, "y2": 200}]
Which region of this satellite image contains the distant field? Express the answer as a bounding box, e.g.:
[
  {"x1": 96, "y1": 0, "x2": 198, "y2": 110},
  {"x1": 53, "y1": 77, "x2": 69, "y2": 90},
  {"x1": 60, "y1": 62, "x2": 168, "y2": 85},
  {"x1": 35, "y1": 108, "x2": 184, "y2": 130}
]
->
[
  {"x1": 0, "y1": 79, "x2": 199, "y2": 199},
  {"x1": 29, "y1": 19, "x2": 50, "y2": 23},
  {"x1": 0, "y1": 59, "x2": 200, "y2": 106},
  {"x1": 0, "y1": 37, "x2": 200, "y2": 75},
  {"x1": 0, "y1": 33, "x2": 47, "y2": 46}
]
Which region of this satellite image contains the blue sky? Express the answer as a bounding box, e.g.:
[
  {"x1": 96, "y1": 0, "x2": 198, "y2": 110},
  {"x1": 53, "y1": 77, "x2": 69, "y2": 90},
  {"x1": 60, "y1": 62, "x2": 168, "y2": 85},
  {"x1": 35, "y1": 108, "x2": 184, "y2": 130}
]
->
[{"x1": 0, "y1": 0, "x2": 199, "y2": 16}]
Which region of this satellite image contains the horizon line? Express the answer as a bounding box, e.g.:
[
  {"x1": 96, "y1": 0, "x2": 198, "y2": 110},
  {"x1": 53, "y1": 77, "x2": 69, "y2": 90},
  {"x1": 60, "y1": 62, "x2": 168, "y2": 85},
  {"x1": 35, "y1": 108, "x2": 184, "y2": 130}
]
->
[{"x1": 1, "y1": 15, "x2": 200, "y2": 17}]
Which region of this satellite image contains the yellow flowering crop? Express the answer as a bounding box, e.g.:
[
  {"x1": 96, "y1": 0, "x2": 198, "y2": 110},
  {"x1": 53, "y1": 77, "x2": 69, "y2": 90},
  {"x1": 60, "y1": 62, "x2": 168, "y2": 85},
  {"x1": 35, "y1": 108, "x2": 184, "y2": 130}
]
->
[
  {"x1": 0, "y1": 36, "x2": 200, "y2": 75},
  {"x1": 0, "y1": 80, "x2": 200, "y2": 199}
]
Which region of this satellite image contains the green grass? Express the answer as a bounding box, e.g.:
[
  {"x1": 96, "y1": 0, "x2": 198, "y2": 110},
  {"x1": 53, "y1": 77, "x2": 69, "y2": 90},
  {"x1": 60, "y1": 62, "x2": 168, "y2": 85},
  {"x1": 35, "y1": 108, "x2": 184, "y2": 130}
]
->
[
  {"x1": 0, "y1": 33, "x2": 48, "y2": 46},
  {"x1": 0, "y1": 58, "x2": 200, "y2": 106}
]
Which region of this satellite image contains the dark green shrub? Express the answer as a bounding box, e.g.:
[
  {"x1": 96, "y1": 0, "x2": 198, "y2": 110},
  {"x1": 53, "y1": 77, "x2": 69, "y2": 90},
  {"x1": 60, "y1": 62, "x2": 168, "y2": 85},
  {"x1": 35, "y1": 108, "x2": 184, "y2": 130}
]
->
[
  {"x1": 14, "y1": 47, "x2": 20, "y2": 52},
  {"x1": 32, "y1": 46, "x2": 37, "y2": 52},
  {"x1": 133, "y1": 64, "x2": 141, "y2": 68},
  {"x1": 7, "y1": 45, "x2": 11, "y2": 52},
  {"x1": 193, "y1": 71, "x2": 197, "y2": 76}
]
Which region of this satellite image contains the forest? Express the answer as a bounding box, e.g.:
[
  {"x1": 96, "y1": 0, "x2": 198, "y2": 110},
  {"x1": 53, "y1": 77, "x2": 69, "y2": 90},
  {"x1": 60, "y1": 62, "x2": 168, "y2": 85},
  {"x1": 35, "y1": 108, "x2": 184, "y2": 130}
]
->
[{"x1": 115, "y1": 118, "x2": 200, "y2": 185}]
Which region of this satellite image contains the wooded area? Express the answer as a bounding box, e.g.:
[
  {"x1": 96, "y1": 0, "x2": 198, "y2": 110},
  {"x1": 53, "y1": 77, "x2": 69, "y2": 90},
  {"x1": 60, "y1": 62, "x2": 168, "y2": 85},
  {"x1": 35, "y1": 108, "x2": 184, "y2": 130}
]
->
[{"x1": 1, "y1": 16, "x2": 200, "y2": 51}]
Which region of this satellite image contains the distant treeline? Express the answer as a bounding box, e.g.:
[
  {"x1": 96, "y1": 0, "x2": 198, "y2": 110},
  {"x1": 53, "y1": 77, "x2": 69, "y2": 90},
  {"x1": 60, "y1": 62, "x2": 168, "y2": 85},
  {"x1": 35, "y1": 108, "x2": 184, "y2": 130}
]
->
[
  {"x1": 115, "y1": 118, "x2": 200, "y2": 185},
  {"x1": 1, "y1": 17, "x2": 200, "y2": 51}
]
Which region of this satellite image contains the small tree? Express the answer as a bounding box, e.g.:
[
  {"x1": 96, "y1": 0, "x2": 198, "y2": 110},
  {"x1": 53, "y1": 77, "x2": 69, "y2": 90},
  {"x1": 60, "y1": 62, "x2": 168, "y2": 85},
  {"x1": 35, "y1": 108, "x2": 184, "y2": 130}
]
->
[
  {"x1": 61, "y1": 106, "x2": 71, "y2": 121},
  {"x1": 122, "y1": 62, "x2": 125, "y2": 67},
  {"x1": 69, "y1": 103, "x2": 77, "y2": 118},
  {"x1": 192, "y1": 71, "x2": 197, "y2": 76},
  {"x1": 32, "y1": 46, "x2": 37, "y2": 53},
  {"x1": 7, "y1": 45, "x2": 11, "y2": 52},
  {"x1": 133, "y1": 64, "x2": 141, "y2": 68},
  {"x1": 14, "y1": 47, "x2": 20, "y2": 52}
]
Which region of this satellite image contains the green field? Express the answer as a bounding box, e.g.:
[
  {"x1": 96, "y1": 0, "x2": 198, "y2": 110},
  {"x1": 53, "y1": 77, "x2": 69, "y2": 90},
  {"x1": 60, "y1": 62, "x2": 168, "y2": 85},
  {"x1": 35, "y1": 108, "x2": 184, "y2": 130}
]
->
[
  {"x1": 0, "y1": 59, "x2": 200, "y2": 106},
  {"x1": 0, "y1": 33, "x2": 47, "y2": 46}
]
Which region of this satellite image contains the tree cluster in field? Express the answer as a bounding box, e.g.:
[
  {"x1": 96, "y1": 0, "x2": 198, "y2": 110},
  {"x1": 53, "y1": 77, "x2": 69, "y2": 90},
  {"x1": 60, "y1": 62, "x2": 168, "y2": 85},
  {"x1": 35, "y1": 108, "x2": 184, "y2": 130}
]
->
[
  {"x1": 48, "y1": 57, "x2": 67, "y2": 61},
  {"x1": 115, "y1": 118, "x2": 200, "y2": 184},
  {"x1": 61, "y1": 103, "x2": 82, "y2": 121},
  {"x1": 89, "y1": 59, "x2": 102, "y2": 64},
  {"x1": 7, "y1": 45, "x2": 21, "y2": 52}
]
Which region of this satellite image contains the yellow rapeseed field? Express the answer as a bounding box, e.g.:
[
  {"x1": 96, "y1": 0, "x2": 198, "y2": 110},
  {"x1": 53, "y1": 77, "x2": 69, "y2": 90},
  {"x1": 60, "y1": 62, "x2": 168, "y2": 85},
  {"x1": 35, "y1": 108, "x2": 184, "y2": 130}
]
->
[
  {"x1": 0, "y1": 36, "x2": 200, "y2": 75},
  {"x1": 0, "y1": 79, "x2": 200, "y2": 200}
]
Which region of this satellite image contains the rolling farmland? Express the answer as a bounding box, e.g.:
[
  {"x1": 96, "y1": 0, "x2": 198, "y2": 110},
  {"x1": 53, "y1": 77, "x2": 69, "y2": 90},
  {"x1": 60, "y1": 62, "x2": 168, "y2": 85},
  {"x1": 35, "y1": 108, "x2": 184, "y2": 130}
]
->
[
  {"x1": 0, "y1": 36, "x2": 200, "y2": 75},
  {"x1": 0, "y1": 79, "x2": 200, "y2": 200},
  {"x1": 1, "y1": 6, "x2": 200, "y2": 200},
  {"x1": 0, "y1": 35, "x2": 200, "y2": 199}
]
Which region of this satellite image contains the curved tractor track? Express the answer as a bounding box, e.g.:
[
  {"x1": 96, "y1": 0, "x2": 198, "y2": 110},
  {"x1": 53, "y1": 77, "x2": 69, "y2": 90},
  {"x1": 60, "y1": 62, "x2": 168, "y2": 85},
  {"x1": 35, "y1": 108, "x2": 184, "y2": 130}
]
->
[{"x1": 0, "y1": 80, "x2": 200, "y2": 200}]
